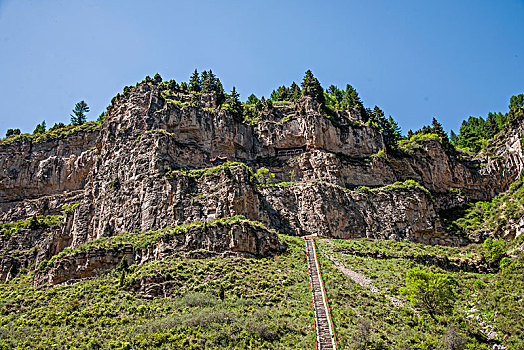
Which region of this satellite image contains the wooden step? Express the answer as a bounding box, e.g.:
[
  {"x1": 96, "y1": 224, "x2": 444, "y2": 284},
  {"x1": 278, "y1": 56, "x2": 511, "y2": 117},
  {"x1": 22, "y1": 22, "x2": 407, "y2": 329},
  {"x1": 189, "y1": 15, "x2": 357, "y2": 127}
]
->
[{"x1": 305, "y1": 238, "x2": 338, "y2": 350}]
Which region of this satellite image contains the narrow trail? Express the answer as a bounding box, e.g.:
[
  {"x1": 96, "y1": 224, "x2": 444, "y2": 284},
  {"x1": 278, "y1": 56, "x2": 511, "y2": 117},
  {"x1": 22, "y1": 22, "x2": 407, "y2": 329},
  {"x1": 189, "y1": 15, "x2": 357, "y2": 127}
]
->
[{"x1": 305, "y1": 237, "x2": 338, "y2": 350}]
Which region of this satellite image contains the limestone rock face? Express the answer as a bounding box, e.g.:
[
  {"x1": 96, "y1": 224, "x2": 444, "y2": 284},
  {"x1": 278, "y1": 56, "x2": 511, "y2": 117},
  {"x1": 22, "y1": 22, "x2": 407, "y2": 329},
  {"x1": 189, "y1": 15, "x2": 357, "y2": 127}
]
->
[
  {"x1": 480, "y1": 121, "x2": 524, "y2": 195},
  {"x1": 259, "y1": 181, "x2": 460, "y2": 245},
  {"x1": 0, "y1": 214, "x2": 74, "y2": 282},
  {"x1": 0, "y1": 81, "x2": 523, "y2": 282},
  {"x1": 0, "y1": 127, "x2": 99, "y2": 222},
  {"x1": 35, "y1": 220, "x2": 284, "y2": 286}
]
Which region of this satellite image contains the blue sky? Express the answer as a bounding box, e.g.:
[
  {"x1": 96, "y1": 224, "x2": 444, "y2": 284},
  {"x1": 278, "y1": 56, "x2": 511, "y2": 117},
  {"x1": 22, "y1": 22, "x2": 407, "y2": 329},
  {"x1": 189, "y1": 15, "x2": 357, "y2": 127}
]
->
[{"x1": 0, "y1": 0, "x2": 523, "y2": 135}]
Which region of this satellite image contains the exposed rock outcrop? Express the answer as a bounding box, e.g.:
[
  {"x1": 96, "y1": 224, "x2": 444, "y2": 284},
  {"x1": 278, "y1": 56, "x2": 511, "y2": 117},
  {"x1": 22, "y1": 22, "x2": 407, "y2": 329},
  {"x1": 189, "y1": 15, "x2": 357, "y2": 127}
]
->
[
  {"x1": 0, "y1": 124, "x2": 99, "y2": 222},
  {"x1": 0, "y1": 82, "x2": 522, "y2": 272},
  {"x1": 34, "y1": 219, "x2": 285, "y2": 286}
]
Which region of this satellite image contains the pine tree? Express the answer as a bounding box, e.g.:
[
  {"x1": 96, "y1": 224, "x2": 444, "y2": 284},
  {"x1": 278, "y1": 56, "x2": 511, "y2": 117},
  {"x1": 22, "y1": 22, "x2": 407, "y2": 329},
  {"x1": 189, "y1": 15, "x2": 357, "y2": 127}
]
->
[
  {"x1": 430, "y1": 117, "x2": 454, "y2": 153},
  {"x1": 301, "y1": 70, "x2": 325, "y2": 104},
  {"x1": 189, "y1": 69, "x2": 201, "y2": 92},
  {"x1": 226, "y1": 86, "x2": 243, "y2": 121},
  {"x1": 179, "y1": 82, "x2": 189, "y2": 93},
  {"x1": 200, "y1": 70, "x2": 210, "y2": 92},
  {"x1": 449, "y1": 130, "x2": 458, "y2": 145},
  {"x1": 341, "y1": 84, "x2": 361, "y2": 110},
  {"x1": 509, "y1": 94, "x2": 524, "y2": 110},
  {"x1": 153, "y1": 73, "x2": 162, "y2": 84},
  {"x1": 33, "y1": 121, "x2": 46, "y2": 134},
  {"x1": 327, "y1": 85, "x2": 344, "y2": 106},
  {"x1": 487, "y1": 112, "x2": 500, "y2": 138},
  {"x1": 215, "y1": 78, "x2": 225, "y2": 106},
  {"x1": 70, "y1": 101, "x2": 89, "y2": 125},
  {"x1": 167, "y1": 79, "x2": 179, "y2": 92},
  {"x1": 290, "y1": 82, "x2": 301, "y2": 102},
  {"x1": 456, "y1": 116, "x2": 487, "y2": 153},
  {"x1": 6, "y1": 128, "x2": 21, "y2": 137},
  {"x1": 246, "y1": 94, "x2": 259, "y2": 105}
]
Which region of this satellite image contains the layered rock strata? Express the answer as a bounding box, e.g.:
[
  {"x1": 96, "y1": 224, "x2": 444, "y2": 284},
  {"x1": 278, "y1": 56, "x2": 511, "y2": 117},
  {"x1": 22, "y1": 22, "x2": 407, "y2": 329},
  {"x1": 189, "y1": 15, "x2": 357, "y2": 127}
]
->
[
  {"x1": 0, "y1": 82, "x2": 522, "y2": 259},
  {"x1": 34, "y1": 219, "x2": 284, "y2": 286}
]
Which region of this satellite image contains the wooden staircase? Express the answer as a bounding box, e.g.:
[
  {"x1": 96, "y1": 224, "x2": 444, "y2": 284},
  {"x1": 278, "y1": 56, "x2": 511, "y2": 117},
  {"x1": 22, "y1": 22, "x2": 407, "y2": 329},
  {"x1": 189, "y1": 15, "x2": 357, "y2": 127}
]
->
[{"x1": 305, "y1": 238, "x2": 338, "y2": 350}]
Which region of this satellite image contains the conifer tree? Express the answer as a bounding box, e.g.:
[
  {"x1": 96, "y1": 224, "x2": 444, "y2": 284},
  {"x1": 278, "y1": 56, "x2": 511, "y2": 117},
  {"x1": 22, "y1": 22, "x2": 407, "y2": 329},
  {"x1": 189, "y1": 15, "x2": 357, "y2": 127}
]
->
[
  {"x1": 215, "y1": 78, "x2": 225, "y2": 106},
  {"x1": 487, "y1": 112, "x2": 500, "y2": 138},
  {"x1": 509, "y1": 94, "x2": 524, "y2": 110},
  {"x1": 290, "y1": 82, "x2": 301, "y2": 102},
  {"x1": 6, "y1": 128, "x2": 21, "y2": 137},
  {"x1": 341, "y1": 84, "x2": 361, "y2": 110},
  {"x1": 246, "y1": 94, "x2": 259, "y2": 105},
  {"x1": 189, "y1": 69, "x2": 201, "y2": 92},
  {"x1": 70, "y1": 101, "x2": 89, "y2": 125},
  {"x1": 327, "y1": 85, "x2": 344, "y2": 106},
  {"x1": 33, "y1": 121, "x2": 46, "y2": 134},
  {"x1": 153, "y1": 73, "x2": 162, "y2": 84},
  {"x1": 301, "y1": 70, "x2": 325, "y2": 104},
  {"x1": 200, "y1": 70, "x2": 210, "y2": 92},
  {"x1": 449, "y1": 130, "x2": 458, "y2": 145},
  {"x1": 226, "y1": 86, "x2": 243, "y2": 120},
  {"x1": 431, "y1": 117, "x2": 454, "y2": 153}
]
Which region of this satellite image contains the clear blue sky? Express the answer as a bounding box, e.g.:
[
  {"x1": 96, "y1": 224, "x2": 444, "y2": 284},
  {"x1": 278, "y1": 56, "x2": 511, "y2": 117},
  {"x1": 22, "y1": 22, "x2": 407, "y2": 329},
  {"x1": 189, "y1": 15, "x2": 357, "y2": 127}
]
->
[{"x1": 0, "y1": 0, "x2": 523, "y2": 135}]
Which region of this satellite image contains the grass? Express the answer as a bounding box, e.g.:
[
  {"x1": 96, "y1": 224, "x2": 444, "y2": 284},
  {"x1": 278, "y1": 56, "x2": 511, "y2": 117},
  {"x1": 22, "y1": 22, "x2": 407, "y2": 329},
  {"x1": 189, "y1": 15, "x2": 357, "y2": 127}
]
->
[
  {"x1": 315, "y1": 237, "x2": 518, "y2": 349},
  {"x1": 0, "y1": 215, "x2": 62, "y2": 238},
  {"x1": 0, "y1": 235, "x2": 314, "y2": 349},
  {"x1": 165, "y1": 162, "x2": 253, "y2": 181},
  {"x1": 0, "y1": 121, "x2": 101, "y2": 145}
]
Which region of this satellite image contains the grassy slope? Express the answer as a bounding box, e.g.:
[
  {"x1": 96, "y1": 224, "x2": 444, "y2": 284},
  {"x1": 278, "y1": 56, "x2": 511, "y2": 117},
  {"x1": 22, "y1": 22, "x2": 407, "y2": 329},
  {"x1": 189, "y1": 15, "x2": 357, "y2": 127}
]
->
[
  {"x1": 317, "y1": 237, "x2": 524, "y2": 349},
  {"x1": 316, "y1": 238, "x2": 497, "y2": 350},
  {"x1": 0, "y1": 235, "x2": 314, "y2": 350}
]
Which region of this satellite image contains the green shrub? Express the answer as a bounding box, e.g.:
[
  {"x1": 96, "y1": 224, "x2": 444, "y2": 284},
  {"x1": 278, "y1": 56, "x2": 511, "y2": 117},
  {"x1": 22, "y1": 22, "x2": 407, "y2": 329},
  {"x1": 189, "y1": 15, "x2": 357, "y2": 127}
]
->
[
  {"x1": 482, "y1": 238, "x2": 506, "y2": 267},
  {"x1": 400, "y1": 267, "x2": 457, "y2": 319}
]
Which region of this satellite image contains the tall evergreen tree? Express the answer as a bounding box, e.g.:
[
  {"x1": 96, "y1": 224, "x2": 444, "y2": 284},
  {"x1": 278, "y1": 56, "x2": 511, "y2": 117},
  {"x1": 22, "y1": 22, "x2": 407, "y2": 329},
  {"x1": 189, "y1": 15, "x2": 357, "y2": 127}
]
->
[
  {"x1": 456, "y1": 116, "x2": 487, "y2": 153},
  {"x1": 215, "y1": 78, "x2": 225, "y2": 106},
  {"x1": 431, "y1": 117, "x2": 454, "y2": 153},
  {"x1": 327, "y1": 85, "x2": 344, "y2": 106},
  {"x1": 290, "y1": 82, "x2": 301, "y2": 102},
  {"x1": 301, "y1": 70, "x2": 325, "y2": 104},
  {"x1": 33, "y1": 121, "x2": 46, "y2": 134},
  {"x1": 200, "y1": 70, "x2": 210, "y2": 92},
  {"x1": 6, "y1": 128, "x2": 21, "y2": 137},
  {"x1": 70, "y1": 101, "x2": 89, "y2": 125},
  {"x1": 509, "y1": 94, "x2": 524, "y2": 110},
  {"x1": 449, "y1": 130, "x2": 458, "y2": 145},
  {"x1": 487, "y1": 112, "x2": 500, "y2": 138},
  {"x1": 341, "y1": 84, "x2": 361, "y2": 110},
  {"x1": 246, "y1": 94, "x2": 259, "y2": 105},
  {"x1": 226, "y1": 86, "x2": 243, "y2": 120},
  {"x1": 189, "y1": 69, "x2": 201, "y2": 92},
  {"x1": 153, "y1": 73, "x2": 162, "y2": 84}
]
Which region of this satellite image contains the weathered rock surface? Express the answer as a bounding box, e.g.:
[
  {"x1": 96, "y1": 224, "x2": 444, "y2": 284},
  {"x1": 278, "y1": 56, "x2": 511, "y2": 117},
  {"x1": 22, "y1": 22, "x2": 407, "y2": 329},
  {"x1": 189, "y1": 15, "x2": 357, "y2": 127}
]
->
[
  {"x1": 0, "y1": 82, "x2": 522, "y2": 277},
  {"x1": 35, "y1": 219, "x2": 284, "y2": 286},
  {"x1": 0, "y1": 125, "x2": 99, "y2": 222},
  {"x1": 0, "y1": 214, "x2": 73, "y2": 281}
]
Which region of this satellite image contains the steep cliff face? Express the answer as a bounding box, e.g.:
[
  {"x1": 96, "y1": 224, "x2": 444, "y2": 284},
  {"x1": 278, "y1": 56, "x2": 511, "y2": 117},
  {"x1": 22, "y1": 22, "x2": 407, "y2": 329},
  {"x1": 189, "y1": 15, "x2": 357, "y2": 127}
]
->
[
  {"x1": 1, "y1": 82, "x2": 522, "y2": 256},
  {"x1": 35, "y1": 219, "x2": 284, "y2": 286},
  {"x1": 0, "y1": 124, "x2": 100, "y2": 222},
  {"x1": 480, "y1": 121, "x2": 524, "y2": 194}
]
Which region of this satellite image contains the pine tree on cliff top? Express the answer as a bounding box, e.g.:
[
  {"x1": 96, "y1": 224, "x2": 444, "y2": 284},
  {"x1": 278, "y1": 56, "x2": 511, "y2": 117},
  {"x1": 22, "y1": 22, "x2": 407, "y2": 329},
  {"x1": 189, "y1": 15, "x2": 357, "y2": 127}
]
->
[
  {"x1": 189, "y1": 69, "x2": 201, "y2": 92},
  {"x1": 70, "y1": 101, "x2": 89, "y2": 125},
  {"x1": 301, "y1": 70, "x2": 325, "y2": 104}
]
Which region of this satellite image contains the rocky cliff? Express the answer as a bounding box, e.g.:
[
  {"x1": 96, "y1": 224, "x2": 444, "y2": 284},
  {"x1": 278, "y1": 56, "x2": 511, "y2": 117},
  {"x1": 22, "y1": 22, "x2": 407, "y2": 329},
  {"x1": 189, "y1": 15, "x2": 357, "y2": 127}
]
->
[
  {"x1": 34, "y1": 218, "x2": 284, "y2": 286},
  {"x1": 1, "y1": 81, "x2": 522, "y2": 284}
]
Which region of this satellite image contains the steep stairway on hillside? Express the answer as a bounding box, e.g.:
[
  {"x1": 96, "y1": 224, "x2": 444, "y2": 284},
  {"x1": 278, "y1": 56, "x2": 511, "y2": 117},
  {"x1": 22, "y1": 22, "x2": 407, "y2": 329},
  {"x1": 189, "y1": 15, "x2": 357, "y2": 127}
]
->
[{"x1": 305, "y1": 237, "x2": 338, "y2": 350}]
